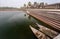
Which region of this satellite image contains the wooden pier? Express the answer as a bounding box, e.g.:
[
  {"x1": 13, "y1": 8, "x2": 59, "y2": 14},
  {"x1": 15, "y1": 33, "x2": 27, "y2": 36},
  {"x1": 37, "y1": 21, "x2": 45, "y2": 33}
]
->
[{"x1": 26, "y1": 9, "x2": 60, "y2": 33}]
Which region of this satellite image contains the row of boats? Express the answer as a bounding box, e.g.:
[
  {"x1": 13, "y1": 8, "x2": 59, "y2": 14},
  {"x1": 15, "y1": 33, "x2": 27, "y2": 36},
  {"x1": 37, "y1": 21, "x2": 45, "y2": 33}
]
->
[{"x1": 29, "y1": 23, "x2": 60, "y2": 39}]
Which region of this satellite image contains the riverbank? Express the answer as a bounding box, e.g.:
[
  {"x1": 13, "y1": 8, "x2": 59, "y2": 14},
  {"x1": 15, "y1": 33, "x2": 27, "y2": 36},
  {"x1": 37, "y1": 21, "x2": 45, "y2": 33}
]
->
[
  {"x1": 0, "y1": 7, "x2": 21, "y2": 11},
  {"x1": 0, "y1": 9, "x2": 21, "y2": 11}
]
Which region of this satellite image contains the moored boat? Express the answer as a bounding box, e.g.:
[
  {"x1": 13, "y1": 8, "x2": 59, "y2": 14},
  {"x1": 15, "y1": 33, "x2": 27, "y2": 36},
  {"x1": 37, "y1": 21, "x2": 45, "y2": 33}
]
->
[
  {"x1": 36, "y1": 23, "x2": 59, "y2": 38},
  {"x1": 29, "y1": 26, "x2": 50, "y2": 39}
]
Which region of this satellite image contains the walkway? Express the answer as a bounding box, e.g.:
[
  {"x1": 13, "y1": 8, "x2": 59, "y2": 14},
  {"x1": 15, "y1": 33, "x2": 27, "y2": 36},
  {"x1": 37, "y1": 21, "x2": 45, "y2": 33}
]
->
[{"x1": 26, "y1": 9, "x2": 60, "y2": 32}]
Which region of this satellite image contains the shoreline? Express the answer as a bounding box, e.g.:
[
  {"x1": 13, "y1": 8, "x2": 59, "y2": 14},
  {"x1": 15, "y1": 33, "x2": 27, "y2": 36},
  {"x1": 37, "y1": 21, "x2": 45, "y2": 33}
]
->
[
  {"x1": 0, "y1": 9, "x2": 60, "y2": 11},
  {"x1": 0, "y1": 10, "x2": 23, "y2": 11}
]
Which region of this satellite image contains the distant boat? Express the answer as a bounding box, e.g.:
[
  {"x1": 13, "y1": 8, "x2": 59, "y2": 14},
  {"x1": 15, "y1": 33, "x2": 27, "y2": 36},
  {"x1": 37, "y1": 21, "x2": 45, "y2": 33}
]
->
[{"x1": 29, "y1": 26, "x2": 50, "y2": 39}]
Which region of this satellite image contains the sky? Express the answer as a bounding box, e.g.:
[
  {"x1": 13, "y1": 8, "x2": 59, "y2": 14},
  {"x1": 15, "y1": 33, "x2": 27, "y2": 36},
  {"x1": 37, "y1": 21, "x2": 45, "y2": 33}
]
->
[{"x1": 0, "y1": 0, "x2": 60, "y2": 8}]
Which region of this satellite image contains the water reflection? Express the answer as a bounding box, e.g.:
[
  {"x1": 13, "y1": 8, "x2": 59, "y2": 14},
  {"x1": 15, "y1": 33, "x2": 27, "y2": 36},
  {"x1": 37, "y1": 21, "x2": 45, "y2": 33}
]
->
[
  {"x1": 27, "y1": 15, "x2": 39, "y2": 30},
  {"x1": 0, "y1": 11, "x2": 38, "y2": 39},
  {"x1": 24, "y1": 14, "x2": 26, "y2": 16},
  {"x1": 28, "y1": 15, "x2": 31, "y2": 20}
]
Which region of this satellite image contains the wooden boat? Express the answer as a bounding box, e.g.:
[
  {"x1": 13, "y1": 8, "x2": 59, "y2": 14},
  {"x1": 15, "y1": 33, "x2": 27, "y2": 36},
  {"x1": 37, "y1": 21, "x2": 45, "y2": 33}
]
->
[
  {"x1": 53, "y1": 34, "x2": 60, "y2": 39},
  {"x1": 36, "y1": 23, "x2": 59, "y2": 38},
  {"x1": 29, "y1": 26, "x2": 50, "y2": 39}
]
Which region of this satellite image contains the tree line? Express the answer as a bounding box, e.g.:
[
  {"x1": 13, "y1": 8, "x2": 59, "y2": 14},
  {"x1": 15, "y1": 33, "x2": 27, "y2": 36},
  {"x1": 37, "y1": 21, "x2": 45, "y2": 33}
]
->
[{"x1": 24, "y1": 2, "x2": 48, "y2": 9}]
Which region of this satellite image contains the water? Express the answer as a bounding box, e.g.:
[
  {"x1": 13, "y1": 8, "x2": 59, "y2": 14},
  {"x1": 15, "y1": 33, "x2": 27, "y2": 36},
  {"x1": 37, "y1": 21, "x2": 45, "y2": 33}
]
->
[{"x1": 0, "y1": 11, "x2": 38, "y2": 39}]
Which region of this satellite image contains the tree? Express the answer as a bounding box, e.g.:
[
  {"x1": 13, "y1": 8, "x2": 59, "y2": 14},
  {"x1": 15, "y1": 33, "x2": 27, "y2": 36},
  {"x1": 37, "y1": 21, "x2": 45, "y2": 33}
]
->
[
  {"x1": 34, "y1": 2, "x2": 37, "y2": 5},
  {"x1": 45, "y1": 3, "x2": 48, "y2": 6},
  {"x1": 24, "y1": 4, "x2": 26, "y2": 7},
  {"x1": 28, "y1": 2, "x2": 32, "y2": 6}
]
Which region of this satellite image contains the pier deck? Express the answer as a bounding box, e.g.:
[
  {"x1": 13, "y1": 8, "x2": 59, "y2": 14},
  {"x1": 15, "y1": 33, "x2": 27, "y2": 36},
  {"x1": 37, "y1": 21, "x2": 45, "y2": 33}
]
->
[{"x1": 26, "y1": 9, "x2": 60, "y2": 32}]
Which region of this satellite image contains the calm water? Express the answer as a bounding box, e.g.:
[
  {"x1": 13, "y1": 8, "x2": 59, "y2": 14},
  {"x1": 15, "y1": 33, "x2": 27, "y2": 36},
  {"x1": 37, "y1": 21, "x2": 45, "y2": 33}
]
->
[{"x1": 0, "y1": 11, "x2": 38, "y2": 39}]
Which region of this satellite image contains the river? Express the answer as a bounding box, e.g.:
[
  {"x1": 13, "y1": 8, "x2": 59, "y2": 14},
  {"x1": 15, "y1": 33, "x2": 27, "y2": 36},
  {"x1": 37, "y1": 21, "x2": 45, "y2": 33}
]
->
[{"x1": 0, "y1": 11, "x2": 38, "y2": 39}]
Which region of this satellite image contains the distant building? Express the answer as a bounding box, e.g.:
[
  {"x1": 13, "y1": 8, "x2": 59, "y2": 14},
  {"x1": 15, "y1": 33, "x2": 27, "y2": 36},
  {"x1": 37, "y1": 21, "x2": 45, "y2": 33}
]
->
[
  {"x1": 25, "y1": 2, "x2": 60, "y2": 9},
  {"x1": 44, "y1": 3, "x2": 60, "y2": 9}
]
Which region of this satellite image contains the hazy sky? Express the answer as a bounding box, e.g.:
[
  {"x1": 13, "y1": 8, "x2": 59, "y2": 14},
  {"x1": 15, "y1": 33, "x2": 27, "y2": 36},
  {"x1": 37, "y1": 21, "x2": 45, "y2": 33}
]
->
[{"x1": 0, "y1": 0, "x2": 60, "y2": 8}]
